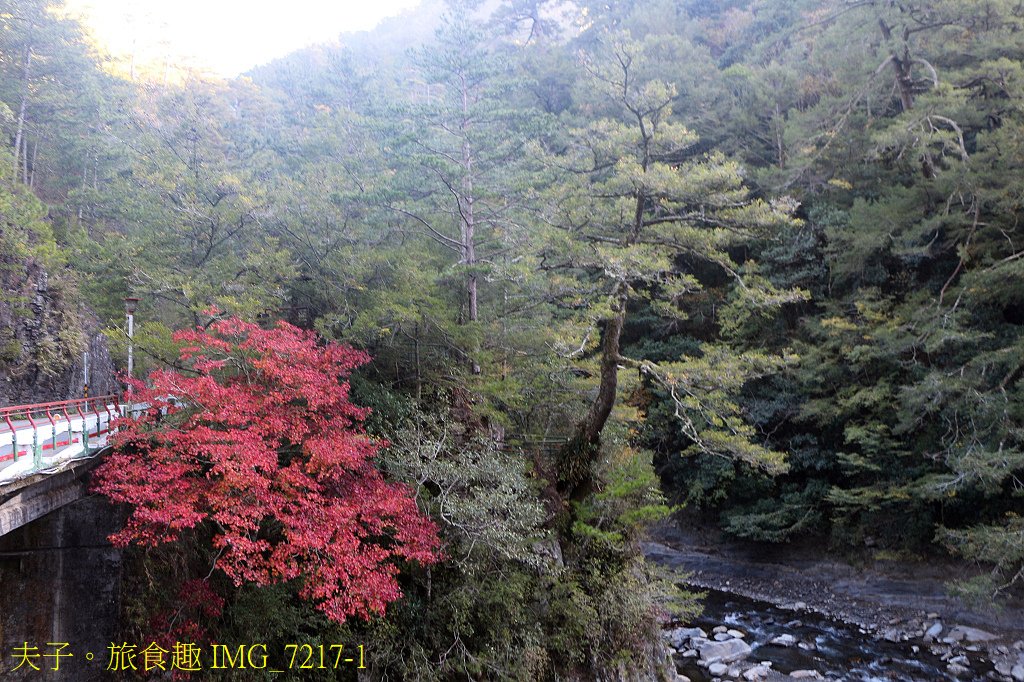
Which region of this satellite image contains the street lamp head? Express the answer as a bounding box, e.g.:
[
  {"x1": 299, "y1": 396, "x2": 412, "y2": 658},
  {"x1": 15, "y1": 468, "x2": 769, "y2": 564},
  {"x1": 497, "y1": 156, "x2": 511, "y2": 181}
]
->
[{"x1": 124, "y1": 297, "x2": 140, "y2": 315}]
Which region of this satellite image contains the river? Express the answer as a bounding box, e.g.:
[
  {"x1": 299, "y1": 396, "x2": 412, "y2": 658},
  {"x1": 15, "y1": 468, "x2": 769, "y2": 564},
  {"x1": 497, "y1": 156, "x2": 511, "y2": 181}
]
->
[
  {"x1": 672, "y1": 588, "x2": 993, "y2": 681},
  {"x1": 645, "y1": 523, "x2": 1024, "y2": 682}
]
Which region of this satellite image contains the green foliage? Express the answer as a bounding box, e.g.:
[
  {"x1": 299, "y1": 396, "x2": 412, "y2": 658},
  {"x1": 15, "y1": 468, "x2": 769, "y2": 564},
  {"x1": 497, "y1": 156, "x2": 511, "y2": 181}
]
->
[
  {"x1": 723, "y1": 480, "x2": 827, "y2": 543},
  {"x1": 940, "y1": 515, "x2": 1024, "y2": 600},
  {"x1": 0, "y1": 170, "x2": 61, "y2": 270},
  {"x1": 573, "y1": 444, "x2": 674, "y2": 548}
]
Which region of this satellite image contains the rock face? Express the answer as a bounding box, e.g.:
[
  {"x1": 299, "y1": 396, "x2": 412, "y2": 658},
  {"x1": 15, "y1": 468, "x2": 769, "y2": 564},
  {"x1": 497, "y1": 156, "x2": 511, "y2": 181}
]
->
[{"x1": 0, "y1": 260, "x2": 116, "y2": 406}]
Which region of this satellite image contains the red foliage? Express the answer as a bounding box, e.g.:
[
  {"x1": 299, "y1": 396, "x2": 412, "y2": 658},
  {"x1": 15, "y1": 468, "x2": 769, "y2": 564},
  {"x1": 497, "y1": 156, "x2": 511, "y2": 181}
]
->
[
  {"x1": 149, "y1": 580, "x2": 225, "y2": 648},
  {"x1": 93, "y1": 317, "x2": 439, "y2": 623}
]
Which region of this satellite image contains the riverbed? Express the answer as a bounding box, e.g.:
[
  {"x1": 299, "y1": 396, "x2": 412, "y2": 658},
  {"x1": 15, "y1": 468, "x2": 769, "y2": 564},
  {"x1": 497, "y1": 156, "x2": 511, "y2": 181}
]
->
[
  {"x1": 646, "y1": 522, "x2": 1024, "y2": 681},
  {"x1": 671, "y1": 588, "x2": 994, "y2": 681}
]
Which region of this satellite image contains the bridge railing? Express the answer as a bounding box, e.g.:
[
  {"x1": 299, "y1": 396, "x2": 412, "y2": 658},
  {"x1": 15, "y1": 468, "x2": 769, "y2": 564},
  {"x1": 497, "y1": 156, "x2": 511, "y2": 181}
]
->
[{"x1": 0, "y1": 395, "x2": 126, "y2": 482}]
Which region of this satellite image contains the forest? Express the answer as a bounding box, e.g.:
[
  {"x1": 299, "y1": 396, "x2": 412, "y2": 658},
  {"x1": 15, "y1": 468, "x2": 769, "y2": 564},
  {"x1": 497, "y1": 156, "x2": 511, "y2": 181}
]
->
[{"x1": 1, "y1": 0, "x2": 1023, "y2": 680}]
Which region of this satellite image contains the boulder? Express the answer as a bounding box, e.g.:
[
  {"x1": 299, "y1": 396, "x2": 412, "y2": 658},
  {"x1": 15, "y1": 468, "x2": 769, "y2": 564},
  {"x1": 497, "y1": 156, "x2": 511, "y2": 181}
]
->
[
  {"x1": 946, "y1": 662, "x2": 969, "y2": 676},
  {"x1": 742, "y1": 664, "x2": 770, "y2": 680},
  {"x1": 698, "y1": 637, "x2": 753, "y2": 665},
  {"x1": 708, "y1": 662, "x2": 728, "y2": 676},
  {"x1": 941, "y1": 625, "x2": 999, "y2": 644},
  {"x1": 667, "y1": 627, "x2": 707, "y2": 649},
  {"x1": 728, "y1": 629, "x2": 746, "y2": 639},
  {"x1": 924, "y1": 621, "x2": 943, "y2": 640},
  {"x1": 1012, "y1": 663, "x2": 1024, "y2": 682},
  {"x1": 789, "y1": 672, "x2": 823, "y2": 680},
  {"x1": 769, "y1": 634, "x2": 796, "y2": 647}
]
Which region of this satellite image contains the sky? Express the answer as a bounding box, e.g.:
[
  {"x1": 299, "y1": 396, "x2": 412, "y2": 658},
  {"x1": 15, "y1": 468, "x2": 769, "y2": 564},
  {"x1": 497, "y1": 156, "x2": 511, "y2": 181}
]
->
[{"x1": 64, "y1": 0, "x2": 422, "y2": 77}]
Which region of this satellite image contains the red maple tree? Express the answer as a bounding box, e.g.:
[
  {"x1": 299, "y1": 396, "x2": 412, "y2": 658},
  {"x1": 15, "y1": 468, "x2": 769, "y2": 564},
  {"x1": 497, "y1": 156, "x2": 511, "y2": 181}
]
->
[{"x1": 93, "y1": 316, "x2": 439, "y2": 623}]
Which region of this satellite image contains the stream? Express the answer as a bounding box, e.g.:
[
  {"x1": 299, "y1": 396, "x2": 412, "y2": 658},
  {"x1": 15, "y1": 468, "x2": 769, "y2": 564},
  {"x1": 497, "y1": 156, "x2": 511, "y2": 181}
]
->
[
  {"x1": 644, "y1": 526, "x2": 1024, "y2": 681},
  {"x1": 671, "y1": 588, "x2": 995, "y2": 681}
]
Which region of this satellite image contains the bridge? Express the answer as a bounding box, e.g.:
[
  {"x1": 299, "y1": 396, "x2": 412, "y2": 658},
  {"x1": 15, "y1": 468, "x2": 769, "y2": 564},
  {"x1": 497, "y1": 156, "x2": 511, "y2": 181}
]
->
[{"x1": 0, "y1": 396, "x2": 124, "y2": 537}]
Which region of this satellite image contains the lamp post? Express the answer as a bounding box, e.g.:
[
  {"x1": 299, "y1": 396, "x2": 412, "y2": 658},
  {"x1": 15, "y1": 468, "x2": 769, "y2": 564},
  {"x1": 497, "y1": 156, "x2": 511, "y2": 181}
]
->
[{"x1": 124, "y1": 297, "x2": 140, "y2": 409}]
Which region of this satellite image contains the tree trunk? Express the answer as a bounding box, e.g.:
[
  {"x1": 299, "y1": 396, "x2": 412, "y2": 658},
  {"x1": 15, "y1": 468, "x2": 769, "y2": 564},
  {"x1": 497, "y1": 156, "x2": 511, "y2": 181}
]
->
[
  {"x1": 460, "y1": 73, "x2": 481, "y2": 374},
  {"x1": 12, "y1": 44, "x2": 32, "y2": 184},
  {"x1": 556, "y1": 292, "x2": 626, "y2": 502},
  {"x1": 29, "y1": 140, "x2": 38, "y2": 188},
  {"x1": 461, "y1": 86, "x2": 477, "y2": 325},
  {"x1": 21, "y1": 134, "x2": 29, "y2": 185},
  {"x1": 892, "y1": 51, "x2": 915, "y2": 113}
]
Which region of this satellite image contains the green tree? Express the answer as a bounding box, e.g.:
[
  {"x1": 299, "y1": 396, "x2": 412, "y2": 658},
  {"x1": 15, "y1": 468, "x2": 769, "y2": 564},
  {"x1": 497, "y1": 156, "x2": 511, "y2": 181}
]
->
[{"x1": 545, "y1": 31, "x2": 803, "y2": 504}]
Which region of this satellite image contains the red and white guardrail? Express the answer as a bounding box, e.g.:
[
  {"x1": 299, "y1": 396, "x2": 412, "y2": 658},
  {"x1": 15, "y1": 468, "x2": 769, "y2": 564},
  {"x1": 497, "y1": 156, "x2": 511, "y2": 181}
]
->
[{"x1": 0, "y1": 395, "x2": 124, "y2": 483}]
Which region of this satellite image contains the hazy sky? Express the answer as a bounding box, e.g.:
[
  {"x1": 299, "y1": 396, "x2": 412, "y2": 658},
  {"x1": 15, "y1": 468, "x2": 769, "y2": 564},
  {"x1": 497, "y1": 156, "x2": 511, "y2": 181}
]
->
[{"x1": 64, "y1": 0, "x2": 422, "y2": 76}]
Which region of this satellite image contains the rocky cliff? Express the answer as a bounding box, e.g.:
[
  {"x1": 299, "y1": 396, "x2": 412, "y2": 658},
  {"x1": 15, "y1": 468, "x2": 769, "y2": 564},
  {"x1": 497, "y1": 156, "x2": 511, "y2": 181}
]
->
[{"x1": 0, "y1": 258, "x2": 117, "y2": 406}]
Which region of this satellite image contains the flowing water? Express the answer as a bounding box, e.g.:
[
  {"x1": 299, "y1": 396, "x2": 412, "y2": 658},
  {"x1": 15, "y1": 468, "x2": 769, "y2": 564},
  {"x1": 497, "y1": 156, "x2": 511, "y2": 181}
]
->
[{"x1": 673, "y1": 588, "x2": 994, "y2": 681}]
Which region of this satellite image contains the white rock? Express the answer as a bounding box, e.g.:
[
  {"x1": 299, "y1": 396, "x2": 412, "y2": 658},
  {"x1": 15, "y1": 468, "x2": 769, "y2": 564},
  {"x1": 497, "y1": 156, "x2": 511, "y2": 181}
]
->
[
  {"x1": 713, "y1": 625, "x2": 729, "y2": 634},
  {"x1": 698, "y1": 638, "x2": 753, "y2": 665},
  {"x1": 789, "y1": 672, "x2": 823, "y2": 680},
  {"x1": 667, "y1": 626, "x2": 707, "y2": 649},
  {"x1": 742, "y1": 664, "x2": 770, "y2": 680},
  {"x1": 942, "y1": 625, "x2": 999, "y2": 644},
  {"x1": 728, "y1": 629, "x2": 746, "y2": 639},
  {"x1": 925, "y1": 621, "x2": 943, "y2": 639},
  {"x1": 676, "y1": 675, "x2": 691, "y2": 682},
  {"x1": 769, "y1": 634, "x2": 796, "y2": 647},
  {"x1": 947, "y1": 662, "x2": 969, "y2": 676},
  {"x1": 714, "y1": 632, "x2": 734, "y2": 642},
  {"x1": 708, "y1": 662, "x2": 728, "y2": 676},
  {"x1": 1012, "y1": 663, "x2": 1024, "y2": 682}
]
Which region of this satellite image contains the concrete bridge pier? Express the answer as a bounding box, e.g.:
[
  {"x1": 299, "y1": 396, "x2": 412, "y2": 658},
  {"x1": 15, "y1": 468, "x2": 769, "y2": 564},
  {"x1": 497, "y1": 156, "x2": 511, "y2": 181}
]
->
[{"x1": 0, "y1": 470, "x2": 123, "y2": 681}]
